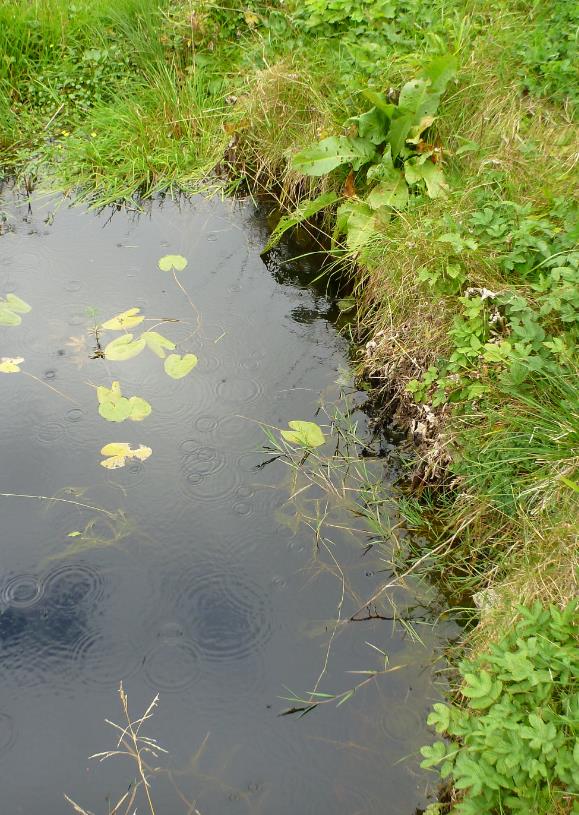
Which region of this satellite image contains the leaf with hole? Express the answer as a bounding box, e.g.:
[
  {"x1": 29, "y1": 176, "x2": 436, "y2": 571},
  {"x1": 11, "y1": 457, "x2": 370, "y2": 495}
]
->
[
  {"x1": 365, "y1": 171, "x2": 408, "y2": 210},
  {"x1": 0, "y1": 356, "x2": 24, "y2": 373},
  {"x1": 104, "y1": 333, "x2": 146, "y2": 361},
  {"x1": 142, "y1": 330, "x2": 176, "y2": 359},
  {"x1": 101, "y1": 307, "x2": 144, "y2": 331},
  {"x1": 405, "y1": 157, "x2": 448, "y2": 199},
  {"x1": 164, "y1": 353, "x2": 198, "y2": 379},
  {"x1": 100, "y1": 442, "x2": 152, "y2": 469},
  {"x1": 158, "y1": 254, "x2": 188, "y2": 272},
  {"x1": 281, "y1": 420, "x2": 325, "y2": 448},
  {"x1": 349, "y1": 106, "x2": 391, "y2": 145}
]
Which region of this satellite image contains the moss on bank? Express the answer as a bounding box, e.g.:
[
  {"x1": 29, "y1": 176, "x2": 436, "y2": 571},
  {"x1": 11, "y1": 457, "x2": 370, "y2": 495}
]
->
[{"x1": 1, "y1": 1, "x2": 578, "y2": 811}]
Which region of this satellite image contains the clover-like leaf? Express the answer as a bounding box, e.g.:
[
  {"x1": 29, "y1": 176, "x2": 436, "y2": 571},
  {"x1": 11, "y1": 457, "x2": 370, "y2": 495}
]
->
[
  {"x1": 427, "y1": 703, "x2": 451, "y2": 734},
  {"x1": 99, "y1": 398, "x2": 133, "y2": 422},
  {"x1": 101, "y1": 307, "x2": 144, "y2": 331},
  {"x1": 100, "y1": 442, "x2": 152, "y2": 469},
  {"x1": 142, "y1": 330, "x2": 176, "y2": 359},
  {"x1": 461, "y1": 670, "x2": 502, "y2": 710},
  {"x1": 104, "y1": 333, "x2": 146, "y2": 361},
  {"x1": 126, "y1": 396, "x2": 152, "y2": 421},
  {"x1": 164, "y1": 352, "x2": 198, "y2": 379},
  {"x1": 0, "y1": 356, "x2": 24, "y2": 373},
  {"x1": 281, "y1": 420, "x2": 325, "y2": 448},
  {"x1": 158, "y1": 254, "x2": 188, "y2": 272}
]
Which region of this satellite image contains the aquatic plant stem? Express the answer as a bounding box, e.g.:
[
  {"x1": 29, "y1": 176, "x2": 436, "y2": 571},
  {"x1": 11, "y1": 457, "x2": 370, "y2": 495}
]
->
[
  {"x1": 22, "y1": 371, "x2": 79, "y2": 404},
  {"x1": 0, "y1": 492, "x2": 117, "y2": 518}
]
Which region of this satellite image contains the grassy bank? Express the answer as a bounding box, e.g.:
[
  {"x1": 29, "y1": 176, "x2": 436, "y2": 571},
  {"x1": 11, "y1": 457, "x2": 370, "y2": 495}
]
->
[{"x1": 1, "y1": 1, "x2": 578, "y2": 812}]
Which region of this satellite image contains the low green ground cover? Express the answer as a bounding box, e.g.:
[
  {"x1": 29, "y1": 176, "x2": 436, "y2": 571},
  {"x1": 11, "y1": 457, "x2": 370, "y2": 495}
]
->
[{"x1": 1, "y1": 1, "x2": 577, "y2": 812}]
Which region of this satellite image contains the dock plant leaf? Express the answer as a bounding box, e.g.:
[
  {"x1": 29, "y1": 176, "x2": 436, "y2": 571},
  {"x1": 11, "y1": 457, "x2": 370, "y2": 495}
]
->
[
  {"x1": 0, "y1": 356, "x2": 24, "y2": 372},
  {"x1": 100, "y1": 442, "x2": 152, "y2": 469},
  {"x1": 281, "y1": 420, "x2": 325, "y2": 448},
  {"x1": 104, "y1": 333, "x2": 146, "y2": 361},
  {"x1": 158, "y1": 254, "x2": 188, "y2": 272},
  {"x1": 164, "y1": 353, "x2": 198, "y2": 379},
  {"x1": 101, "y1": 307, "x2": 144, "y2": 330},
  {"x1": 142, "y1": 330, "x2": 176, "y2": 358},
  {"x1": 292, "y1": 136, "x2": 376, "y2": 176}
]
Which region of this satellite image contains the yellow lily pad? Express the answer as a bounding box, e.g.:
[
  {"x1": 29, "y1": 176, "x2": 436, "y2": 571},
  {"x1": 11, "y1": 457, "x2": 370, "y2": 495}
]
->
[
  {"x1": 0, "y1": 356, "x2": 24, "y2": 373},
  {"x1": 100, "y1": 442, "x2": 152, "y2": 469},
  {"x1": 101, "y1": 307, "x2": 145, "y2": 331}
]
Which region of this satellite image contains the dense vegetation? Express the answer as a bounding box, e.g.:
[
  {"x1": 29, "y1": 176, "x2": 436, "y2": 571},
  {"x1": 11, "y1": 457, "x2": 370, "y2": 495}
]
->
[{"x1": 1, "y1": 1, "x2": 577, "y2": 812}]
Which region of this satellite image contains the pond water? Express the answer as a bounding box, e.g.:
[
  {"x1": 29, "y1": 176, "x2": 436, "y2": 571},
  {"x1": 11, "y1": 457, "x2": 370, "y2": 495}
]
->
[{"x1": 0, "y1": 190, "x2": 453, "y2": 814}]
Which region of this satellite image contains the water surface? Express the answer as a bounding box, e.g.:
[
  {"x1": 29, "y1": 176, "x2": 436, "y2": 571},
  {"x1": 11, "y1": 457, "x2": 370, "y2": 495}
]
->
[{"x1": 0, "y1": 190, "x2": 452, "y2": 814}]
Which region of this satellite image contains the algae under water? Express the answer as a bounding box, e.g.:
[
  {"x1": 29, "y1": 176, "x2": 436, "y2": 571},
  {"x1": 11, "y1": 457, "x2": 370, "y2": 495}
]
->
[{"x1": 0, "y1": 189, "x2": 455, "y2": 814}]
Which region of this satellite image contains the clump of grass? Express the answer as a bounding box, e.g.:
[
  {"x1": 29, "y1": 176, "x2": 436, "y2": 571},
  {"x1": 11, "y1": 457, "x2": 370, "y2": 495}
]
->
[{"x1": 65, "y1": 683, "x2": 167, "y2": 815}]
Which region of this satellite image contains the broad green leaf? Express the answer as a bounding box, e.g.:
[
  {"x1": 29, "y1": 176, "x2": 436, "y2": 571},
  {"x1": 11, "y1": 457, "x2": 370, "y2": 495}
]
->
[
  {"x1": 399, "y1": 78, "x2": 438, "y2": 119},
  {"x1": 164, "y1": 353, "x2": 198, "y2": 379},
  {"x1": 361, "y1": 89, "x2": 396, "y2": 117},
  {"x1": 350, "y1": 106, "x2": 390, "y2": 145},
  {"x1": 100, "y1": 442, "x2": 152, "y2": 469},
  {"x1": 365, "y1": 173, "x2": 408, "y2": 210},
  {"x1": 0, "y1": 356, "x2": 24, "y2": 373},
  {"x1": 422, "y1": 53, "x2": 458, "y2": 95},
  {"x1": 262, "y1": 192, "x2": 338, "y2": 253},
  {"x1": 335, "y1": 201, "x2": 378, "y2": 252},
  {"x1": 158, "y1": 254, "x2": 188, "y2": 272},
  {"x1": 387, "y1": 112, "x2": 414, "y2": 158},
  {"x1": 0, "y1": 304, "x2": 22, "y2": 325},
  {"x1": 101, "y1": 307, "x2": 144, "y2": 331},
  {"x1": 281, "y1": 420, "x2": 325, "y2": 448},
  {"x1": 404, "y1": 157, "x2": 449, "y2": 199},
  {"x1": 142, "y1": 330, "x2": 176, "y2": 358},
  {"x1": 5, "y1": 293, "x2": 31, "y2": 314},
  {"x1": 292, "y1": 136, "x2": 376, "y2": 176},
  {"x1": 104, "y1": 333, "x2": 146, "y2": 361},
  {"x1": 406, "y1": 115, "x2": 435, "y2": 145},
  {"x1": 366, "y1": 145, "x2": 395, "y2": 182}
]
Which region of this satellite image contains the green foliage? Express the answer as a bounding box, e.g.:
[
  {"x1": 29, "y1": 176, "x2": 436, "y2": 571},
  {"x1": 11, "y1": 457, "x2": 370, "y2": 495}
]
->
[
  {"x1": 421, "y1": 600, "x2": 579, "y2": 814},
  {"x1": 291, "y1": 55, "x2": 456, "y2": 252},
  {"x1": 0, "y1": 293, "x2": 31, "y2": 326},
  {"x1": 262, "y1": 191, "x2": 338, "y2": 253},
  {"x1": 516, "y1": 0, "x2": 579, "y2": 113},
  {"x1": 407, "y1": 197, "x2": 578, "y2": 406}
]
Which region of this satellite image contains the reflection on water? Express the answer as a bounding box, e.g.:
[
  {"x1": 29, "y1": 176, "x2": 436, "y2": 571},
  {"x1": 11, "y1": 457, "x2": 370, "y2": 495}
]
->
[{"x1": 0, "y1": 189, "x2": 455, "y2": 814}]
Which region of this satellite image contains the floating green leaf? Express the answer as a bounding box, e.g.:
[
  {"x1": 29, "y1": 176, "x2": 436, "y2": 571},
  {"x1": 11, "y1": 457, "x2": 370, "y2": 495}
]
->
[
  {"x1": 97, "y1": 381, "x2": 151, "y2": 422},
  {"x1": 0, "y1": 356, "x2": 24, "y2": 373},
  {"x1": 158, "y1": 254, "x2": 188, "y2": 272},
  {"x1": 281, "y1": 420, "x2": 325, "y2": 448},
  {"x1": 0, "y1": 293, "x2": 31, "y2": 326},
  {"x1": 101, "y1": 307, "x2": 145, "y2": 331},
  {"x1": 164, "y1": 353, "x2": 198, "y2": 379},
  {"x1": 142, "y1": 330, "x2": 176, "y2": 358},
  {"x1": 100, "y1": 442, "x2": 152, "y2": 469},
  {"x1": 104, "y1": 333, "x2": 146, "y2": 361}
]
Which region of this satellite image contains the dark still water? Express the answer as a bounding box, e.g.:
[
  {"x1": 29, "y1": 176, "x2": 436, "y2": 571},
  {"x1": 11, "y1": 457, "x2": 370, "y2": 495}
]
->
[{"x1": 0, "y1": 190, "x2": 453, "y2": 814}]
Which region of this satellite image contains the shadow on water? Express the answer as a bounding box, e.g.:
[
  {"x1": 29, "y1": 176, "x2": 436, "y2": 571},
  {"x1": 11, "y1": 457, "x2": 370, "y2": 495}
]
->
[{"x1": 0, "y1": 187, "x2": 457, "y2": 814}]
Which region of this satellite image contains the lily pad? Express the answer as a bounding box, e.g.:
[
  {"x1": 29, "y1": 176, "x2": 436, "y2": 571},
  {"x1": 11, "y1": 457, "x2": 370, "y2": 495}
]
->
[
  {"x1": 164, "y1": 353, "x2": 198, "y2": 379},
  {"x1": 100, "y1": 442, "x2": 152, "y2": 469},
  {"x1": 104, "y1": 333, "x2": 146, "y2": 361},
  {"x1": 0, "y1": 293, "x2": 31, "y2": 326},
  {"x1": 281, "y1": 420, "x2": 325, "y2": 448},
  {"x1": 97, "y1": 381, "x2": 151, "y2": 422},
  {"x1": 142, "y1": 330, "x2": 176, "y2": 359},
  {"x1": 158, "y1": 254, "x2": 188, "y2": 272},
  {"x1": 101, "y1": 308, "x2": 144, "y2": 331},
  {"x1": 0, "y1": 356, "x2": 24, "y2": 373}
]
